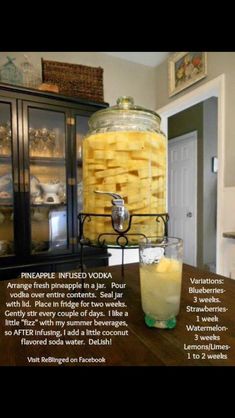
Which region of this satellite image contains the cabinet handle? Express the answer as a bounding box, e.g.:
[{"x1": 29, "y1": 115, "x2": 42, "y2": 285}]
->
[
  {"x1": 69, "y1": 237, "x2": 77, "y2": 245},
  {"x1": 68, "y1": 178, "x2": 76, "y2": 186},
  {"x1": 67, "y1": 117, "x2": 75, "y2": 126}
]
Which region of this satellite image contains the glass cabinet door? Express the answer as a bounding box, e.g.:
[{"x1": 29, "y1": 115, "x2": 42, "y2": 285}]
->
[
  {"x1": 0, "y1": 101, "x2": 17, "y2": 258},
  {"x1": 74, "y1": 114, "x2": 89, "y2": 245},
  {"x1": 76, "y1": 115, "x2": 88, "y2": 216},
  {"x1": 25, "y1": 106, "x2": 71, "y2": 255}
]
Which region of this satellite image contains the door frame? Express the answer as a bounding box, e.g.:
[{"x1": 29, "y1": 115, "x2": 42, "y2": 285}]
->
[
  {"x1": 157, "y1": 74, "x2": 225, "y2": 274},
  {"x1": 168, "y1": 131, "x2": 198, "y2": 265}
]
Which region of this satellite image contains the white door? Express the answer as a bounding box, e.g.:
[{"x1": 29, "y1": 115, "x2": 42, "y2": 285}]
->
[{"x1": 168, "y1": 131, "x2": 197, "y2": 266}]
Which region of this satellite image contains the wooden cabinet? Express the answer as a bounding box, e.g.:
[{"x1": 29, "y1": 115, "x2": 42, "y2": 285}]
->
[{"x1": 0, "y1": 83, "x2": 109, "y2": 279}]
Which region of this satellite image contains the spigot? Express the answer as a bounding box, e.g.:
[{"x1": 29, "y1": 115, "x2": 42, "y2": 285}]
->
[{"x1": 94, "y1": 190, "x2": 130, "y2": 232}]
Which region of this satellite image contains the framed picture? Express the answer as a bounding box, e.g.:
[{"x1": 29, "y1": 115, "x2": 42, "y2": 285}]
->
[{"x1": 168, "y1": 52, "x2": 207, "y2": 97}]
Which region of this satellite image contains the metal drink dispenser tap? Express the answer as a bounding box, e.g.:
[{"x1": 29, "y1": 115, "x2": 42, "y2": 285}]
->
[{"x1": 94, "y1": 191, "x2": 130, "y2": 232}]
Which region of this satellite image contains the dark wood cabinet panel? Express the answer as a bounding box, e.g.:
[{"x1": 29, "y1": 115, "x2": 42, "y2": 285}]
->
[{"x1": 0, "y1": 83, "x2": 109, "y2": 279}]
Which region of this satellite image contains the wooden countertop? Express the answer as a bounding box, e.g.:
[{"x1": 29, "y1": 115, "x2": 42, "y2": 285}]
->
[{"x1": 0, "y1": 263, "x2": 234, "y2": 366}]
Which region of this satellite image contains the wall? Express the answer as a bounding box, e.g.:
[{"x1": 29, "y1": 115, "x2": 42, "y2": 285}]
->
[
  {"x1": 168, "y1": 104, "x2": 204, "y2": 267},
  {"x1": 223, "y1": 187, "x2": 235, "y2": 278},
  {"x1": 203, "y1": 97, "x2": 217, "y2": 269},
  {"x1": 155, "y1": 52, "x2": 235, "y2": 277},
  {"x1": 0, "y1": 52, "x2": 157, "y2": 109},
  {"x1": 155, "y1": 52, "x2": 235, "y2": 187},
  {"x1": 168, "y1": 98, "x2": 218, "y2": 270}
]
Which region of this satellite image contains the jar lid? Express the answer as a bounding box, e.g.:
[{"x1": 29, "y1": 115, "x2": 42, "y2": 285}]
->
[{"x1": 88, "y1": 96, "x2": 161, "y2": 132}]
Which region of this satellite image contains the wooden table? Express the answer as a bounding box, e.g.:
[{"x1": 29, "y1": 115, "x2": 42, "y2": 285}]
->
[{"x1": 0, "y1": 263, "x2": 235, "y2": 366}]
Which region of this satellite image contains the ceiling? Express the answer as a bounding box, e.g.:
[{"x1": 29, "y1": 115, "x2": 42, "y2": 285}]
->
[{"x1": 102, "y1": 52, "x2": 170, "y2": 67}]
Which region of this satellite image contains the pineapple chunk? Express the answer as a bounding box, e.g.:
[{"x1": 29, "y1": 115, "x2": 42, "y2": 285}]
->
[
  {"x1": 127, "y1": 160, "x2": 149, "y2": 169},
  {"x1": 94, "y1": 150, "x2": 115, "y2": 159},
  {"x1": 115, "y1": 151, "x2": 130, "y2": 160},
  {"x1": 95, "y1": 167, "x2": 128, "y2": 179},
  {"x1": 95, "y1": 184, "x2": 117, "y2": 192},
  {"x1": 155, "y1": 257, "x2": 171, "y2": 273},
  {"x1": 155, "y1": 257, "x2": 181, "y2": 273},
  {"x1": 86, "y1": 135, "x2": 116, "y2": 149},
  {"x1": 128, "y1": 199, "x2": 148, "y2": 211},
  {"x1": 138, "y1": 167, "x2": 150, "y2": 178},
  {"x1": 131, "y1": 151, "x2": 150, "y2": 160},
  {"x1": 103, "y1": 173, "x2": 138, "y2": 185},
  {"x1": 88, "y1": 164, "x2": 106, "y2": 170},
  {"x1": 120, "y1": 183, "x2": 140, "y2": 195},
  {"x1": 107, "y1": 160, "x2": 122, "y2": 168},
  {"x1": 114, "y1": 139, "x2": 145, "y2": 151},
  {"x1": 140, "y1": 178, "x2": 151, "y2": 188}
]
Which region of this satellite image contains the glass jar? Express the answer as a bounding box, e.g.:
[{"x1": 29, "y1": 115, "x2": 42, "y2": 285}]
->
[{"x1": 82, "y1": 96, "x2": 167, "y2": 244}]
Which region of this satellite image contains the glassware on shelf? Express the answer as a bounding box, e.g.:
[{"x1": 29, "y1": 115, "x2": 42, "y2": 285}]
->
[
  {"x1": 0, "y1": 238, "x2": 14, "y2": 256},
  {"x1": 0, "y1": 121, "x2": 12, "y2": 155},
  {"x1": 29, "y1": 127, "x2": 56, "y2": 157},
  {"x1": 0, "y1": 173, "x2": 13, "y2": 204},
  {"x1": 30, "y1": 175, "x2": 41, "y2": 203},
  {"x1": 0, "y1": 204, "x2": 14, "y2": 255},
  {"x1": 0, "y1": 240, "x2": 9, "y2": 256},
  {"x1": 58, "y1": 183, "x2": 66, "y2": 203}
]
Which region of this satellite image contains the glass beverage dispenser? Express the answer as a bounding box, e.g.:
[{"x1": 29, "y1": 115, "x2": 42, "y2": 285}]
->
[{"x1": 82, "y1": 96, "x2": 167, "y2": 244}]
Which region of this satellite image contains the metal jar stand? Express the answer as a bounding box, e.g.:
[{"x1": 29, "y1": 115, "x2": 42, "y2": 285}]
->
[{"x1": 78, "y1": 212, "x2": 169, "y2": 277}]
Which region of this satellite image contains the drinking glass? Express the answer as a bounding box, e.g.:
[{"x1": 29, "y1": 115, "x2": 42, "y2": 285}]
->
[{"x1": 139, "y1": 237, "x2": 183, "y2": 329}]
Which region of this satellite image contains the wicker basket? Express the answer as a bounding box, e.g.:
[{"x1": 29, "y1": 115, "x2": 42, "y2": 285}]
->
[{"x1": 41, "y1": 59, "x2": 104, "y2": 102}]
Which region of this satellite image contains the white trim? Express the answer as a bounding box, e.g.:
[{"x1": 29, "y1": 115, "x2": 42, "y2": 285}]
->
[
  {"x1": 168, "y1": 131, "x2": 198, "y2": 266},
  {"x1": 157, "y1": 74, "x2": 226, "y2": 275},
  {"x1": 168, "y1": 130, "x2": 197, "y2": 145}
]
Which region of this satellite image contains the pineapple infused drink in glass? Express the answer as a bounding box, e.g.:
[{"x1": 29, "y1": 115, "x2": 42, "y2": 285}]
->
[{"x1": 139, "y1": 237, "x2": 183, "y2": 329}]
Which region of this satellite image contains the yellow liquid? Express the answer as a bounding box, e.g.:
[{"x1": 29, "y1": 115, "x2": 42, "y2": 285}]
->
[
  {"x1": 83, "y1": 131, "x2": 166, "y2": 244},
  {"x1": 140, "y1": 257, "x2": 182, "y2": 321}
]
